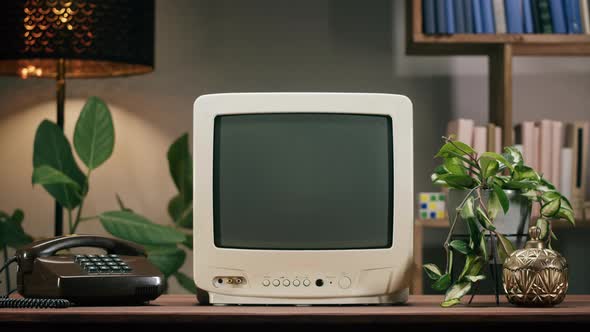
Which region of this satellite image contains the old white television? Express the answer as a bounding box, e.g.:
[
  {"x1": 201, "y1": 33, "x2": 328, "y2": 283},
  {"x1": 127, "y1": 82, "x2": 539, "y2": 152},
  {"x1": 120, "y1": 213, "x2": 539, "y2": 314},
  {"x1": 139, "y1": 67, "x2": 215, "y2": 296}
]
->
[{"x1": 193, "y1": 93, "x2": 413, "y2": 305}]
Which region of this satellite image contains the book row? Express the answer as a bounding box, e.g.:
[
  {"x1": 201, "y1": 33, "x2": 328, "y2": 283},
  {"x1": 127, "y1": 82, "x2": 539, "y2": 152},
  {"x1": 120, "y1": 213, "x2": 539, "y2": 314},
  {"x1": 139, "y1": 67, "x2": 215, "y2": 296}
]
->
[
  {"x1": 423, "y1": 0, "x2": 590, "y2": 34},
  {"x1": 446, "y1": 119, "x2": 590, "y2": 215}
]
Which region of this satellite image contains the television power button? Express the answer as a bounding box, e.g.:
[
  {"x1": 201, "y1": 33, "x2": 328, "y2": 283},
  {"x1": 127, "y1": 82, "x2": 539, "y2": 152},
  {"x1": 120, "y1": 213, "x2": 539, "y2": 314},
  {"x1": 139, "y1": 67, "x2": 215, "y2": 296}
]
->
[{"x1": 338, "y1": 277, "x2": 352, "y2": 289}]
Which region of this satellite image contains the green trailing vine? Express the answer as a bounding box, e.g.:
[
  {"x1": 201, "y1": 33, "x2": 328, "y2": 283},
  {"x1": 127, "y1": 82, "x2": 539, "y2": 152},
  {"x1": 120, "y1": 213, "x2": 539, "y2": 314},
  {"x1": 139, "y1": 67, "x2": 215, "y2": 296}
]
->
[{"x1": 425, "y1": 137, "x2": 575, "y2": 307}]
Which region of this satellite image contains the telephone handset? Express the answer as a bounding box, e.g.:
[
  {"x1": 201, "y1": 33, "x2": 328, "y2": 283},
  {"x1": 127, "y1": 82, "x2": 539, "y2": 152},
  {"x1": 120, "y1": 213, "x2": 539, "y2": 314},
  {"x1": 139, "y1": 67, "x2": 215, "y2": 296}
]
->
[{"x1": 1, "y1": 234, "x2": 164, "y2": 308}]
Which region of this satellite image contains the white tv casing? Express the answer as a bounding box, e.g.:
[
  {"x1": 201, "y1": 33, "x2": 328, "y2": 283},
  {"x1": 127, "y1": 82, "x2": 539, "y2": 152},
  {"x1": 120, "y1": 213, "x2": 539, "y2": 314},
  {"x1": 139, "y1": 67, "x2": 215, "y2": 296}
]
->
[{"x1": 193, "y1": 93, "x2": 413, "y2": 305}]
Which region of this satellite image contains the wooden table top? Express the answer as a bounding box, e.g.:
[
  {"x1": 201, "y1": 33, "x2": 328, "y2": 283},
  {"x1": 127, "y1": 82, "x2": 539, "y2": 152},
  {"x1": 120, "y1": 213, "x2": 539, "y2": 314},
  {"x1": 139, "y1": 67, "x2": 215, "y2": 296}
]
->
[{"x1": 1, "y1": 295, "x2": 590, "y2": 324}]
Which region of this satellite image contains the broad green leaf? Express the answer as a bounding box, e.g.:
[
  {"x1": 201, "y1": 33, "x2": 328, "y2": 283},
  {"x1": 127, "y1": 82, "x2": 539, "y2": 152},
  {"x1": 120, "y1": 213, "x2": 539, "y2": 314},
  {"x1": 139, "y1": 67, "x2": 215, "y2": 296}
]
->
[
  {"x1": 476, "y1": 207, "x2": 496, "y2": 231},
  {"x1": 33, "y1": 120, "x2": 86, "y2": 208},
  {"x1": 0, "y1": 212, "x2": 33, "y2": 248},
  {"x1": 449, "y1": 240, "x2": 470, "y2": 255},
  {"x1": 168, "y1": 194, "x2": 193, "y2": 228},
  {"x1": 182, "y1": 234, "x2": 193, "y2": 249},
  {"x1": 147, "y1": 246, "x2": 186, "y2": 277},
  {"x1": 441, "y1": 298, "x2": 462, "y2": 307},
  {"x1": 458, "y1": 255, "x2": 484, "y2": 281},
  {"x1": 541, "y1": 199, "x2": 561, "y2": 217},
  {"x1": 99, "y1": 210, "x2": 187, "y2": 245},
  {"x1": 423, "y1": 264, "x2": 443, "y2": 280},
  {"x1": 479, "y1": 233, "x2": 488, "y2": 259},
  {"x1": 502, "y1": 146, "x2": 524, "y2": 168},
  {"x1": 496, "y1": 233, "x2": 515, "y2": 262},
  {"x1": 174, "y1": 272, "x2": 197, "y2": 294},
  {"x1": 432, "y1": 273, "x2": 452, "y2": 291},
  {"x1": 541, "y1": 191, "x2": 560, "y2": 203},
  {"x1": 480, "y1": 152, "x2": 514, "y2": 171},
  {"x1": 481, "y1": 159, "x2": 499, "y2": 180},
  {"x1": 557, "y1": 207, "x2": 575, "y2": 226},
  {"x1": 504, "y1": 180, "x2": 538, "y2": 190},
  {"x1": 465, "y1": 275, "x2": 486, "y2": 282},
  {"x1": 168, "y1": 133, "x2": 193, "y2": 203},
  {"x1": 11, "y1": 209, "x2": 24, "y2": 224},
  {"x1": 536, "y1": 218, "x2": 549, "y2": 239},
  {"x1": 444, "y1": 282, "x2": 472, "y2": 302},
  {"x1": 32, "y1": 165, "x2": 81, "y2": 192},
  {"x1": 492, "y1": 185, "x2": 509, "y2": 214},
  {"x1": 74, "y1": 96, "x2": 115, "y2": 170},
  {"x1": 487, "y1": 190, "x2": 501, "y2": 219},
  {"x1": 460, "y1": 197, "x2": 476, "y2": 219},
  {"x1": 443, "y1": 157, "x2": 468, "y2": 175},
  {"x1": 551, "y1": 230, "x2": 558, "y2": 240},
  {"x1": 513, "y1": 165, "x2": 540, "y2": 182},
  {"x1": 435, "y1": 141, "x2": 476, "y2": 158}
]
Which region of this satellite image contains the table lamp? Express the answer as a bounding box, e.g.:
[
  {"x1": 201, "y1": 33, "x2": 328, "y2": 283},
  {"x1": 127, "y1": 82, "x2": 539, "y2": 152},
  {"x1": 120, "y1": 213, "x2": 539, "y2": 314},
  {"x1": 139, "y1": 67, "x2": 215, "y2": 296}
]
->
[{"x1": 0, "y1": 0, "x2": 155, "y2": 236}]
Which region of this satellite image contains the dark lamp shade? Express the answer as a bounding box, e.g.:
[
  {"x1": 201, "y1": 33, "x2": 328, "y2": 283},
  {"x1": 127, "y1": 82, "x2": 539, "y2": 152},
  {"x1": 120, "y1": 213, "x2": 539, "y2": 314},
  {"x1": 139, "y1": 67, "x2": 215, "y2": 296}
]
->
[{"x1": 0, "y1": 0, "x2": 154, "y2": 79}]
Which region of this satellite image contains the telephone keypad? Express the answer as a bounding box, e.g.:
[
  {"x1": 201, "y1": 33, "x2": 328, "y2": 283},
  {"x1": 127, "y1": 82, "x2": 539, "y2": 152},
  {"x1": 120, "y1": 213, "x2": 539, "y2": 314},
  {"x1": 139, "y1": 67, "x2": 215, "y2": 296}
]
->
[{"x1": 75, "y1": 254, "x2": 132, "y2": 274}]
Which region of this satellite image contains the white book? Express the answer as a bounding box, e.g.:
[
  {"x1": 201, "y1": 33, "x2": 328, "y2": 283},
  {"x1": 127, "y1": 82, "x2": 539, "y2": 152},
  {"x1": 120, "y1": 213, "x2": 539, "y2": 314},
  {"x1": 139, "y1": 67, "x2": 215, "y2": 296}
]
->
[
  {"x1": 447, "y1": 118, "x2": 474, "y2": 146},
  {"x1": 551, "y1": 121, "x2": 563, "y2": 190},
  {"x1": 472, "y1": 126, "x2": 487, "y2": 154},
  {"x1": 561, "y1": 147, "x2": 573, "y2": 201},
  {"x1": 493, "y1": 0, "x2": 507, "y2": 33},
  {"x1": 495, "y1": 127, "x2": 502, "y2": 154},
  {"x1": 536, "y1": 120, "x2": 553, "y2": 183},
  {"x1": 581, "y1": 0, "x2": 590, "y2": 34}
]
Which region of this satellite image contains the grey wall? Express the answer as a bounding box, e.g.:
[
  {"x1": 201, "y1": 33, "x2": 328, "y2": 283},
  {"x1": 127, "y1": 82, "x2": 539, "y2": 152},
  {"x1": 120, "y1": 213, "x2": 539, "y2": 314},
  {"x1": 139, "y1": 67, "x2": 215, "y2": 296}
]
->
[{"x1": 1, "y1": 0, "x2": 589, "y2": 294}]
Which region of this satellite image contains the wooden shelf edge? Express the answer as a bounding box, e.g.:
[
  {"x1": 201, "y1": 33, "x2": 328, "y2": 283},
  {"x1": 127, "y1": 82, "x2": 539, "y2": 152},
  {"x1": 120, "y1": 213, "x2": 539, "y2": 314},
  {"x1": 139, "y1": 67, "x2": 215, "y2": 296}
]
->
[{"x1": 415, "y1": 218, "x2": 587, "y2": 229}]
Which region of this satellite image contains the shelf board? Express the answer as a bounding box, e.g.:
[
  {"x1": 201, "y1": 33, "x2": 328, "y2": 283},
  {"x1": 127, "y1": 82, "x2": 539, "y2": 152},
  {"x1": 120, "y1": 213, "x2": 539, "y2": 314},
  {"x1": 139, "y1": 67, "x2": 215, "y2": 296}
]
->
[
  {"x1": 415, "y1": 218, "x2": 585, "y2": 229},
  {"x1": 408, "y1": 34, "x2": 590, "y2": 56}
]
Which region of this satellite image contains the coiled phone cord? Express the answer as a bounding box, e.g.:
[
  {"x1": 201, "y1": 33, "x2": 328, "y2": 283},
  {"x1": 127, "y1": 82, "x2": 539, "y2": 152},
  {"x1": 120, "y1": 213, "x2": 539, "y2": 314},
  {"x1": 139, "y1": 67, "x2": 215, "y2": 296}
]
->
[{"x1": 0, "y1": 256, "x2": 71, "y2": 309}]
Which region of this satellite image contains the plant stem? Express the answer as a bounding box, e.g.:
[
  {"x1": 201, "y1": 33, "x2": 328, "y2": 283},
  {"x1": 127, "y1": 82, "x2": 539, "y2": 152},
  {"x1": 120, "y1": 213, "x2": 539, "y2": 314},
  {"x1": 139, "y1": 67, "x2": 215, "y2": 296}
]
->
[
  {"x1": 67, "y1": 209, "x2": 73, "y2": 234},
  {"x1": 72, "y1": 169, "x2": 92, "y2": 234},
  {"x1": 2, "y1": 245, "x2": 9, "y2": 294}
]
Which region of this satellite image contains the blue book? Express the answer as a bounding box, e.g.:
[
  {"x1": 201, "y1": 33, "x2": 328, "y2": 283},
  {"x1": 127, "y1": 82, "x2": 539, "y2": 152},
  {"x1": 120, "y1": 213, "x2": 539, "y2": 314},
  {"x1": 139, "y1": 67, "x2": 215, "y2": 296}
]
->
[
  {"x1": 481, "y1": 0, "x2": 496, "y2": 33},
  {"x1": 445, "y1": 0, "x2": 456, "y2": 33},
  {"x1": 505, "y1": 0, "x2": 524, "y2": 33},
  {"x1": 563, "y1": 0, "x2": 583, "y2": 33},
  {"x1": 423, "y1": 0, "x2": 436, "y2": 34},
  {"x1": 463, "y1": 0, "x2": 475, "y2": 32},
  {"x1": 523, "y1": 0, "x2": 535, "y2": 32},
  {"x1": 436, "y1": 0, "x2": 447, "y2": 33},
  {"x1": 549, "y1": 0, "x2": 567, "y2": 32},
  {"x1": 454, "y1": 0, "x2": 466, "y2": 32},
  {"x1": 472, "y1": 0, "x2": 484, "y2": 33}
]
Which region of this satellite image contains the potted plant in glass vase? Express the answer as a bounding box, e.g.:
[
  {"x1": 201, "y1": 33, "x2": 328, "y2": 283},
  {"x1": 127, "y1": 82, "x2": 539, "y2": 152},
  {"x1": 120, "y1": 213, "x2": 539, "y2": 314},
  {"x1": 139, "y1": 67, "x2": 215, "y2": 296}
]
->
[{"x1": 424, "y1": 137, "x2": 575, "y2": 307}]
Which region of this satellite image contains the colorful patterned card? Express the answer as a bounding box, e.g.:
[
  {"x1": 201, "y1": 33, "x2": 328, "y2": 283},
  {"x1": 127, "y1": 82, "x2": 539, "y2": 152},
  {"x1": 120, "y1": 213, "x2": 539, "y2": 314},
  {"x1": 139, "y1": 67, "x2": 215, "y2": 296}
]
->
[{"x1": 418, "y1": 192, "x2": 446, "y2": 220}]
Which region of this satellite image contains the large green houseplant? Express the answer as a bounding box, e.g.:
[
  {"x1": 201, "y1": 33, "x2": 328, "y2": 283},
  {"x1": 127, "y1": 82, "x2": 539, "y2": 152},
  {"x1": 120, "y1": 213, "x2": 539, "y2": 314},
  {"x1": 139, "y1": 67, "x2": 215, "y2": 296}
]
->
[
  {"x1": 0, "y1": 209, "x2": 33, "y2": 293},
  {"x1": 425, "y1": 137, "x2": 575, "y2": 307},
  {"x1": 31, "y1": 97, "x2": 195, "y2": 293}
]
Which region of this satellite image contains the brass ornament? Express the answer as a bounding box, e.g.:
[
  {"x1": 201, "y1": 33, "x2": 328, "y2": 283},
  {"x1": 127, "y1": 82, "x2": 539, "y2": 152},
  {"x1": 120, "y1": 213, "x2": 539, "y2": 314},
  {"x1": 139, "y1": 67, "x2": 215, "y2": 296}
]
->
[{"x1": 503, "y1": 225, "x2": 568, "y2": 306}]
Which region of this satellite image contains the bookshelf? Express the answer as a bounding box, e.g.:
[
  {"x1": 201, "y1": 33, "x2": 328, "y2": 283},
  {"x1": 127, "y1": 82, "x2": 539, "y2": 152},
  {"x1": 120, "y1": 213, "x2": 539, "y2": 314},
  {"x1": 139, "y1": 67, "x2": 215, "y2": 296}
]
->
[{"x1": 406, "y1": 0, "x2": 590, "y2": 146}]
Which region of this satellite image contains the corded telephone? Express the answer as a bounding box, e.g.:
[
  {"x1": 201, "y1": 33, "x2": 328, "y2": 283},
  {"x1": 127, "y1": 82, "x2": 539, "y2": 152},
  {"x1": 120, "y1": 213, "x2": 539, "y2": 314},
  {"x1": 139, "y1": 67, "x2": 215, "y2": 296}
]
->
[{"x1": 0, "y1": 234, "x2": 165, "y2": 308}]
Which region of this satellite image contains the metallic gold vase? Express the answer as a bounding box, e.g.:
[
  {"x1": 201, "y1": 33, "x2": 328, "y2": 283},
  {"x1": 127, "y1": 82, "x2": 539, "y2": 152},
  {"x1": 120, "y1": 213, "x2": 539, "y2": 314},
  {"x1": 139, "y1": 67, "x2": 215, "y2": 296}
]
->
[{"x1": 502, "y1": 225, "x2": 568, "y2": 306}]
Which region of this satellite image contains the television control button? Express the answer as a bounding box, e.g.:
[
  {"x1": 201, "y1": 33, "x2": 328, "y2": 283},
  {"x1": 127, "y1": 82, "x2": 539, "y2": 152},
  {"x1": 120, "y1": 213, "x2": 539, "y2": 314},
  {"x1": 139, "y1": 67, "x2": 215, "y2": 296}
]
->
[
  {"x1": 338, "y1": 277, "x2": 352, "y2": 289},
  {"x1": 292, "y1": 279, "x2": 300, "y2": 287},
  {"x1": 303, "y1": 279, "x2": 311, "y2": 287},
  {"x1": 272, "y1": 279, "x2": 280, "y2": 287},
  {"x1": 282, "y1": 279, "x2": 290, "y2": 287},
  {"x1": 262, "y1": 279, "x2": 270, "y2": 287}
]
